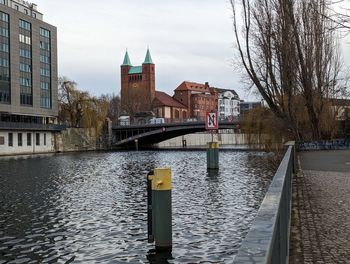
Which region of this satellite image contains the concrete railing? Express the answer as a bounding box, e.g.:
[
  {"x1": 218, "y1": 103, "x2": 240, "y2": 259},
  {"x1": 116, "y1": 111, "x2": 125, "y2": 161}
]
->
[{"x1": 233, "y1": 144, "x2": 294, "y2": 264}]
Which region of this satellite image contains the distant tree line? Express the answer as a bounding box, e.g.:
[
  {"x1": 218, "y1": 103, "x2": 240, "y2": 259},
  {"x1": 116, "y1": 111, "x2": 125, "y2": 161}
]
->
[{"x1": 58, "y1": 76, "x2": 121, "y2": 131}]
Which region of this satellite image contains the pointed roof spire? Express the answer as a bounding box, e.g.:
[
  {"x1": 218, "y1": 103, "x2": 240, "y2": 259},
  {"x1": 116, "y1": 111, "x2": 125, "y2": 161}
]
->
[
  {"x1": 143, "y1": 47, "x2": 154, "y2": 64},
  {"x1": 122, "y1": 50, "x2": 132, "y2": 66}
]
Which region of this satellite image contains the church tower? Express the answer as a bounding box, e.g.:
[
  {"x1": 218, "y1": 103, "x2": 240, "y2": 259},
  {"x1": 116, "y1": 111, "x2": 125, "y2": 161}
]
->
[
  {"x1": 142, "y1": 48, "x2": 155, "y2": 110},
  {"x1": 120, "y1": 50, "x2": 132, "y2": 112},
  {"x1": 120, "y1": 48, "x2": 156, "y2": 115}
]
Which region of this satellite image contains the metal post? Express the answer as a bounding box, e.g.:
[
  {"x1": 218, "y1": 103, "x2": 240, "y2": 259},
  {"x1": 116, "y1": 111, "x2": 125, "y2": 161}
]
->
[
  {"x1": 148, "y1": 168, "x2": 172, "y2": 252},
  {"x1": 182, "y1": 136, "x2": 187, "y2": 148},
  {"x1": 207, "y1": 142, "x2": 219, "y2": 170},
  {"x1": 135, "y1": 139, "x2": 139, "y2": 151},
  {"x1": 147, "y1": 171, "x2": 154, "y2": 243}
]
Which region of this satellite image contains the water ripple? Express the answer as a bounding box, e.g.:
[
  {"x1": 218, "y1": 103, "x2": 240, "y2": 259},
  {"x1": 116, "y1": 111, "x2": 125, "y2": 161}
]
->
[{"x1": 0, "y1": 150, "x2": 275, "y2": 263}]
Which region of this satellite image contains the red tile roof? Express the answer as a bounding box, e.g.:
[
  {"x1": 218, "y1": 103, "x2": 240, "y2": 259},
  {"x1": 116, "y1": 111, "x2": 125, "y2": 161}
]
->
[
  {"x1": 154, "y1": 91, "x2": 186, "y2": 108},
  {"x1": 174, "y1": 81, "x2": 210, "y2": 92}
]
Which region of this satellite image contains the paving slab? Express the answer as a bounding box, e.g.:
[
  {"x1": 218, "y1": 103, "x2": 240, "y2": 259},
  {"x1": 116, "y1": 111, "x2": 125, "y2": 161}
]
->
[{"x1": 290, "y1": 150, "x2": 350, "y2": 263}]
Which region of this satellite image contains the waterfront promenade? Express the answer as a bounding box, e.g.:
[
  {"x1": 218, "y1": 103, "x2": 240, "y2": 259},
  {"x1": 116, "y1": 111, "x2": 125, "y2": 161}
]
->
[{"x1": 289, "y1": 150, "x2": 350, "y2": 263}]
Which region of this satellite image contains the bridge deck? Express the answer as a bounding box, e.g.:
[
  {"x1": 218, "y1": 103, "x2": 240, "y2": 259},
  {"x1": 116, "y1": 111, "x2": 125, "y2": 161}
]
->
[{"x1": 112, "y1": 121, "x2": 241, "y2": 147}]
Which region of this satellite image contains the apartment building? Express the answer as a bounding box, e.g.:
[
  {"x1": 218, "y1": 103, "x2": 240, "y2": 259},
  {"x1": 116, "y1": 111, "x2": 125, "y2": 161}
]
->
[{"x1": 0, "y1": 0, "x2": 61, "y2": 155}]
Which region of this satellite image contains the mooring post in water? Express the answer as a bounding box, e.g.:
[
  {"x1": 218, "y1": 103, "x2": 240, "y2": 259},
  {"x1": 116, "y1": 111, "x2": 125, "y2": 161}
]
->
[
  {"x1": 147, "y1": 168, "x2": 172, "y2": 252},
  {"x1": 207, "y1": 141, "x2": 219, "y2": 170}
]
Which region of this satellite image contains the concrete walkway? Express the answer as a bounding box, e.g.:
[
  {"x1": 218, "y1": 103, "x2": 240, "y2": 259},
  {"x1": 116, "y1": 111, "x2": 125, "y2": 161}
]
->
[{"x1": 289, "y1": 150, "x2": 350, "y2": 263}]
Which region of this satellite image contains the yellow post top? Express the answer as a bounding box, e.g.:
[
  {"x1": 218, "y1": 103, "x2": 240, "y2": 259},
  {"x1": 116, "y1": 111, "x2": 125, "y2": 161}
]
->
[
  {"x1": 151, "y1": 168, "x2": 172, "y2": 191},
  {"x1": 207, "y1": 142, "x2": 219, "y2": 149}
]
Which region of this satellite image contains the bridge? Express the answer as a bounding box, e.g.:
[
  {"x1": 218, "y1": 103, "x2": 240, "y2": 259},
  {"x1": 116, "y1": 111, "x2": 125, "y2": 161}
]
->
[{"x1": 112, "y1": 120, "x2": 241, "y2": 148}]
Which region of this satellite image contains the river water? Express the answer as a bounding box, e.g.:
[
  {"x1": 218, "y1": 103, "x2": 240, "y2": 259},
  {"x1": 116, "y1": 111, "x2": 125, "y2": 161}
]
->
[{"x1": 0, "y1": 150, "x2": 275, "y2": 263}]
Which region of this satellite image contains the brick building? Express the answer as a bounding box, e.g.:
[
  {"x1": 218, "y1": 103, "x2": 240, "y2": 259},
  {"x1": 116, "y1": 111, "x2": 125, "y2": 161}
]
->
[
  {"x1": 120, "y1": 49, "x2": 187, "y2": 122},
  {"x1": 153, "y1": 91, "x2": 187, "y2": 122},
  {"x1": 173, "y1": 81, "x2": 218, "y2": 120},
  {"x1": 120, "y1": 49, "x2": 155, "y2": 115}
]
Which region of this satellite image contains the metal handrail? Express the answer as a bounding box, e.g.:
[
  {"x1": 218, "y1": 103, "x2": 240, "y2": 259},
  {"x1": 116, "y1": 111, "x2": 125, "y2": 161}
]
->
[
  {"x1": 233, "y1": 145, "x2": 294, "y2": 264},
  {"x1": 0, "y1": 121, "x2": 66, "y2": 131}
]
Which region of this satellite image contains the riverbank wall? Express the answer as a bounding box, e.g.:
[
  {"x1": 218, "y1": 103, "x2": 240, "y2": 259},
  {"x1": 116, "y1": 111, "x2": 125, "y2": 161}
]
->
[
  {"x1": 56, "y1": 127, "x2": 108, "y2": 153},
  {"x1": 155, "y1": 132, "x2": 269, "y2": 149}
]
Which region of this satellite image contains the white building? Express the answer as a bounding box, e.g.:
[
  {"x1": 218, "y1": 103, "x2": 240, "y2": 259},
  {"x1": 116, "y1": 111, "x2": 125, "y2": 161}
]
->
[{"x1": 217, "y1": 89, "x2": 240, "y2": 120}]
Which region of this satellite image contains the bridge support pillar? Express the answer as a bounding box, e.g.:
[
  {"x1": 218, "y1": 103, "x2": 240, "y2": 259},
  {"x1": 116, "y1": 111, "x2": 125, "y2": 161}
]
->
[
  {"x1": 147, "y1": 168, "x2": 172, "y2": 253},
  {"x1": 207, "y1": 142, "x2": 219, "y2": 170}
]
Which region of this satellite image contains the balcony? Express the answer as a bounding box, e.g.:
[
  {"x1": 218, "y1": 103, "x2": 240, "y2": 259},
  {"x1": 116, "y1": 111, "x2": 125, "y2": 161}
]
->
[{"x1": 0, "y1": 121, "x2": 66, "y2": 131}]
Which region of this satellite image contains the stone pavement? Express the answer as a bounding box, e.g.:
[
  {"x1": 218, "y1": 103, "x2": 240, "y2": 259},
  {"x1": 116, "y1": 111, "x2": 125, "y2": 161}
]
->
[{"x1": 289, "y1": 150, "x2": 350, "y2": 264}]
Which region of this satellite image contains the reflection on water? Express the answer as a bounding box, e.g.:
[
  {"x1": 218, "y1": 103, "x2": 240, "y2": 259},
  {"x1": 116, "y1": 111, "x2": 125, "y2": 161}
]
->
[{"x1": 0, "y1": 150, "x2": 275, "y2": 263}]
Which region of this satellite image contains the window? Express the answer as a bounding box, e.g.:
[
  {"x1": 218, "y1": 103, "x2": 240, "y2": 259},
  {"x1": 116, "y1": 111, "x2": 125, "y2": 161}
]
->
[
  {"x1": 40, "y1": 82, "x2": 50, "y2": 89},
  {"x1": 19, "y1": 34, "x2": 31, "y2": 45},
  {"x1": 40, "y1": 68, "x2": 50, "y2": 77},
  {"x1": 8, "y1": 132, "x2": 12, "y2": 146},
  {"x1": 32, "y1": 13, "x2": 36, "y2": 18},
  {"x1": 18, "y1": 133, "x2": 22, "y2": 146},
  {"x1": 19, "y1": 48, "x2": 31, "y2": 58},
  {"x1": 36, "y1": 133, "x2": 40, "y2": 146},
  {"x1": 19, "y1": 20, "x2": 31, "y2": 30},
  {"x1": 27, "y1": 133, "x2": 31, "y2": 146},
  {"x1": 20, "y1": 78, "x2": 31, "y2": 87},
  {"x1": 20, "y1": 63, "x2": 31, "y2": 73},
  {"x1": 14, "y1": 5, "x2": 18, "y2": 11},
  {"x1": 0, "y1": 12, "x2": 9, "y2": 22},
  {"x1": 0, "y1": 27, "x2": 8, "y2": 37},
  {"x1": 44, "y1": 133, "x2": 46, "y2": 145},
  {"x1": 0, "y1": 136, "x2": 4, "y2": 145},
  {"x1": 40, "y1": 28, "x2": 50, "y2": 38},
  {"x1": 24, "y1": 9, "x2": 28, "y2": 14},
  {"x1": 0, "y1": 58, "x2": 8, "y2": 67},
  {"x1": 0, "y1": 43, "x2": 9, "y2": 52}
]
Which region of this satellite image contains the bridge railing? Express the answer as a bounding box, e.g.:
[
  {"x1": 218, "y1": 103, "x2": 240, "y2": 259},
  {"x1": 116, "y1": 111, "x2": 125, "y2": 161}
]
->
[
  {"x1": 233, "y1": 144, "x2": 295, "y2": 264},
  {"x1": 114, "y1": 116, "x2": 243, "y2": 128}
]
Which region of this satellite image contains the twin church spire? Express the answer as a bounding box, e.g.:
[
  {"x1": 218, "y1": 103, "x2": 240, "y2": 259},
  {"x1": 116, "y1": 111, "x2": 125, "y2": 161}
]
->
[{"x1": 122, "y1": 48, "x2": 153, "y2": 66}]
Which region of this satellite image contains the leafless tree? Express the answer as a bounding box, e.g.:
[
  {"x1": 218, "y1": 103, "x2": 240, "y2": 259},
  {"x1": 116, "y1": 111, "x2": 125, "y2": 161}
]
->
[{"x1": 230, "y1": 0, "x2": 347, "y2": 140}]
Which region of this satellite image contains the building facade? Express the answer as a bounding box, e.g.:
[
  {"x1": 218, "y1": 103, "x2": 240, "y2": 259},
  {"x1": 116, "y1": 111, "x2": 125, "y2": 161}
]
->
[
  {"x1": 0, "y1": 0, "x2": 60, "y2": 155},
  {"x1": 217, "y1": 88, "x2": 240, "y2": 120},
  {"x1": 173, "y1": 81, "x2": 218, "y2": 120},
  {"x1": 153, "y1": 91, "x2": 187, "y2": 122},
  {"x1": 120, "y1": 49, "x2": 155, "y2": 115}
]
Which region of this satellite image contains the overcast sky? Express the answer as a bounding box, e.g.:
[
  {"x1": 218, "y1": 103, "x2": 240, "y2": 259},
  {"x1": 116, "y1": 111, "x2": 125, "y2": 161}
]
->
[
  {"x1": 33, "y1": 0, "x2": 350, "y2": 101},
  {"x1": 32, "y1": 0, "x2": 250, "y2": 99}
]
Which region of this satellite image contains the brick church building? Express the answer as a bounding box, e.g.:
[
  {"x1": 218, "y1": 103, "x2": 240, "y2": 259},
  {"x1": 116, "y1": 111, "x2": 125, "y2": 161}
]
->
[
  {"x1": 120, "y1": 49, "x2": 187, "y2": 122},
  {"x1": 120, "y1": 49, "x2": 156, "y2": 114}
]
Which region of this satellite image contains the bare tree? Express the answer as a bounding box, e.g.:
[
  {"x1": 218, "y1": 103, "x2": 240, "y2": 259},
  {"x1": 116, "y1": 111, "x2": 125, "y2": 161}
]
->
[{"x1": 230, "y1": 0, "x2": 347, "y2": 140}]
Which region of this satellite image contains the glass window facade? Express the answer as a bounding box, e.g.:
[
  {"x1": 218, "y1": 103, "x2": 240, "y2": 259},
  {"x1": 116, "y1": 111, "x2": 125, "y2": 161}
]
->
[
  {"x1": 40, "y1": 27, "x2": 51, "y2": 109},
  {"x1": 19, "y1": 19, "x2": 32, "y2": 106},
  {"x1": 0, "y1": 11, "x2": 9, "y2": 104}
]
